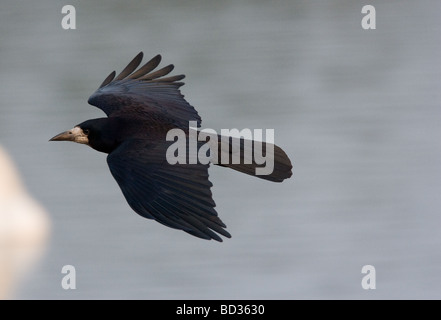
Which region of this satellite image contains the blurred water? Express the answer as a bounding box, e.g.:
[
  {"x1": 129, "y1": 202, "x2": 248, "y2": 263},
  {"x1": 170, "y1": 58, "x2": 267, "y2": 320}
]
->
[{"x1": 1, "y1": 0, "x2": 440, "y2": 299}]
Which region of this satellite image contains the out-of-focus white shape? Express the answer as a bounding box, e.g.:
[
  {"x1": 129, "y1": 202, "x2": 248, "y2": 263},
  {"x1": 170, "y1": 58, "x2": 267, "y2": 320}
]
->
[{"x1": 0, "y1": 146, "x2": 50, "y2": 299}]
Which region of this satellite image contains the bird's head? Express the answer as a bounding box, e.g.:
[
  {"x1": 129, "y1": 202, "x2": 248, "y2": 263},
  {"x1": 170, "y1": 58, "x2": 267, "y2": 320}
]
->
[{"x1": 49, "y1": 118, "x2": 117, "y2": 153}]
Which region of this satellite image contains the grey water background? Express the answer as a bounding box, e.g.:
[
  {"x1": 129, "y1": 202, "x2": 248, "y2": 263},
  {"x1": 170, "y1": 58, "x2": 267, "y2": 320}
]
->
[{"x1": 1, "y1": 0, "x2": 440, "y2": 299}]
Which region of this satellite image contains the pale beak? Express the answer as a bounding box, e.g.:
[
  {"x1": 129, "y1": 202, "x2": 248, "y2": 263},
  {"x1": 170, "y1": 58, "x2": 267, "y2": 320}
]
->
[
  {"x1": 49, "y1": 130, "x2": 75, "y2": 142},
  {"x1": 49, "y1": 127, "x2": 89, "y2": 144}
]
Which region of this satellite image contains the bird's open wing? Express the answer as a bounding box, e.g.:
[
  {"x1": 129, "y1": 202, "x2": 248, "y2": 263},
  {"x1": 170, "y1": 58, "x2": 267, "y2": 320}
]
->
[
  {"x1": 106, "y1": 139, "x2": 231, "y2": 241},
  {"x1": 88, "y1": 52, "x2": 201, "y2": 129}
]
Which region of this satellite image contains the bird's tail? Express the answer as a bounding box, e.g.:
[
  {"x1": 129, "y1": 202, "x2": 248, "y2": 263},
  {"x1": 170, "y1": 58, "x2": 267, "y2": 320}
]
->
[{"x1": 212, "y1": 135, "x2": 293, "y2": 182}]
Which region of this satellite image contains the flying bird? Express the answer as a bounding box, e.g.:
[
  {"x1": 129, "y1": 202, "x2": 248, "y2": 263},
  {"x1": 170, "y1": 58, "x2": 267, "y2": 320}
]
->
[{"x1": 50, "y1": 52, "x2": 292, "y2": 241}]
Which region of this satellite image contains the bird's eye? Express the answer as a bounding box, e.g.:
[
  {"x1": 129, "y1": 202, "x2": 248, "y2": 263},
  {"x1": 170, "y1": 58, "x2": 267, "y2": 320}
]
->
[{"x1": 83, "y1": 129, "x2": 90, "y2": 135}]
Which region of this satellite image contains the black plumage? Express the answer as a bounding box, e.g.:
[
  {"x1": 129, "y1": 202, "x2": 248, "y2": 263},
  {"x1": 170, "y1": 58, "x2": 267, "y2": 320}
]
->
[{"x1": 50, "y1": 52, "x2": 293, "y2": 241}]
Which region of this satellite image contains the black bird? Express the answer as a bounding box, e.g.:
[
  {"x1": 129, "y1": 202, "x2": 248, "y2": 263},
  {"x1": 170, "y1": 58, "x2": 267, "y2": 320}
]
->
[{"x1": 50, "y1": 52, "x2": 292, "y2": 241}]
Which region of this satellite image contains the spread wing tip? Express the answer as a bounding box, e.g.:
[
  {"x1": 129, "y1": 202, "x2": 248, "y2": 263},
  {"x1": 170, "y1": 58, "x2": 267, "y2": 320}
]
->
[
  {"x1": 114, "y1": 52, "x2": 144, "y2": 81},
  {"x1": 97, "y1": 53, "x2": 184, "y2": 89},
  {"x1": 99, "y1": 70, "x2": 116, "y2": 88}
]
